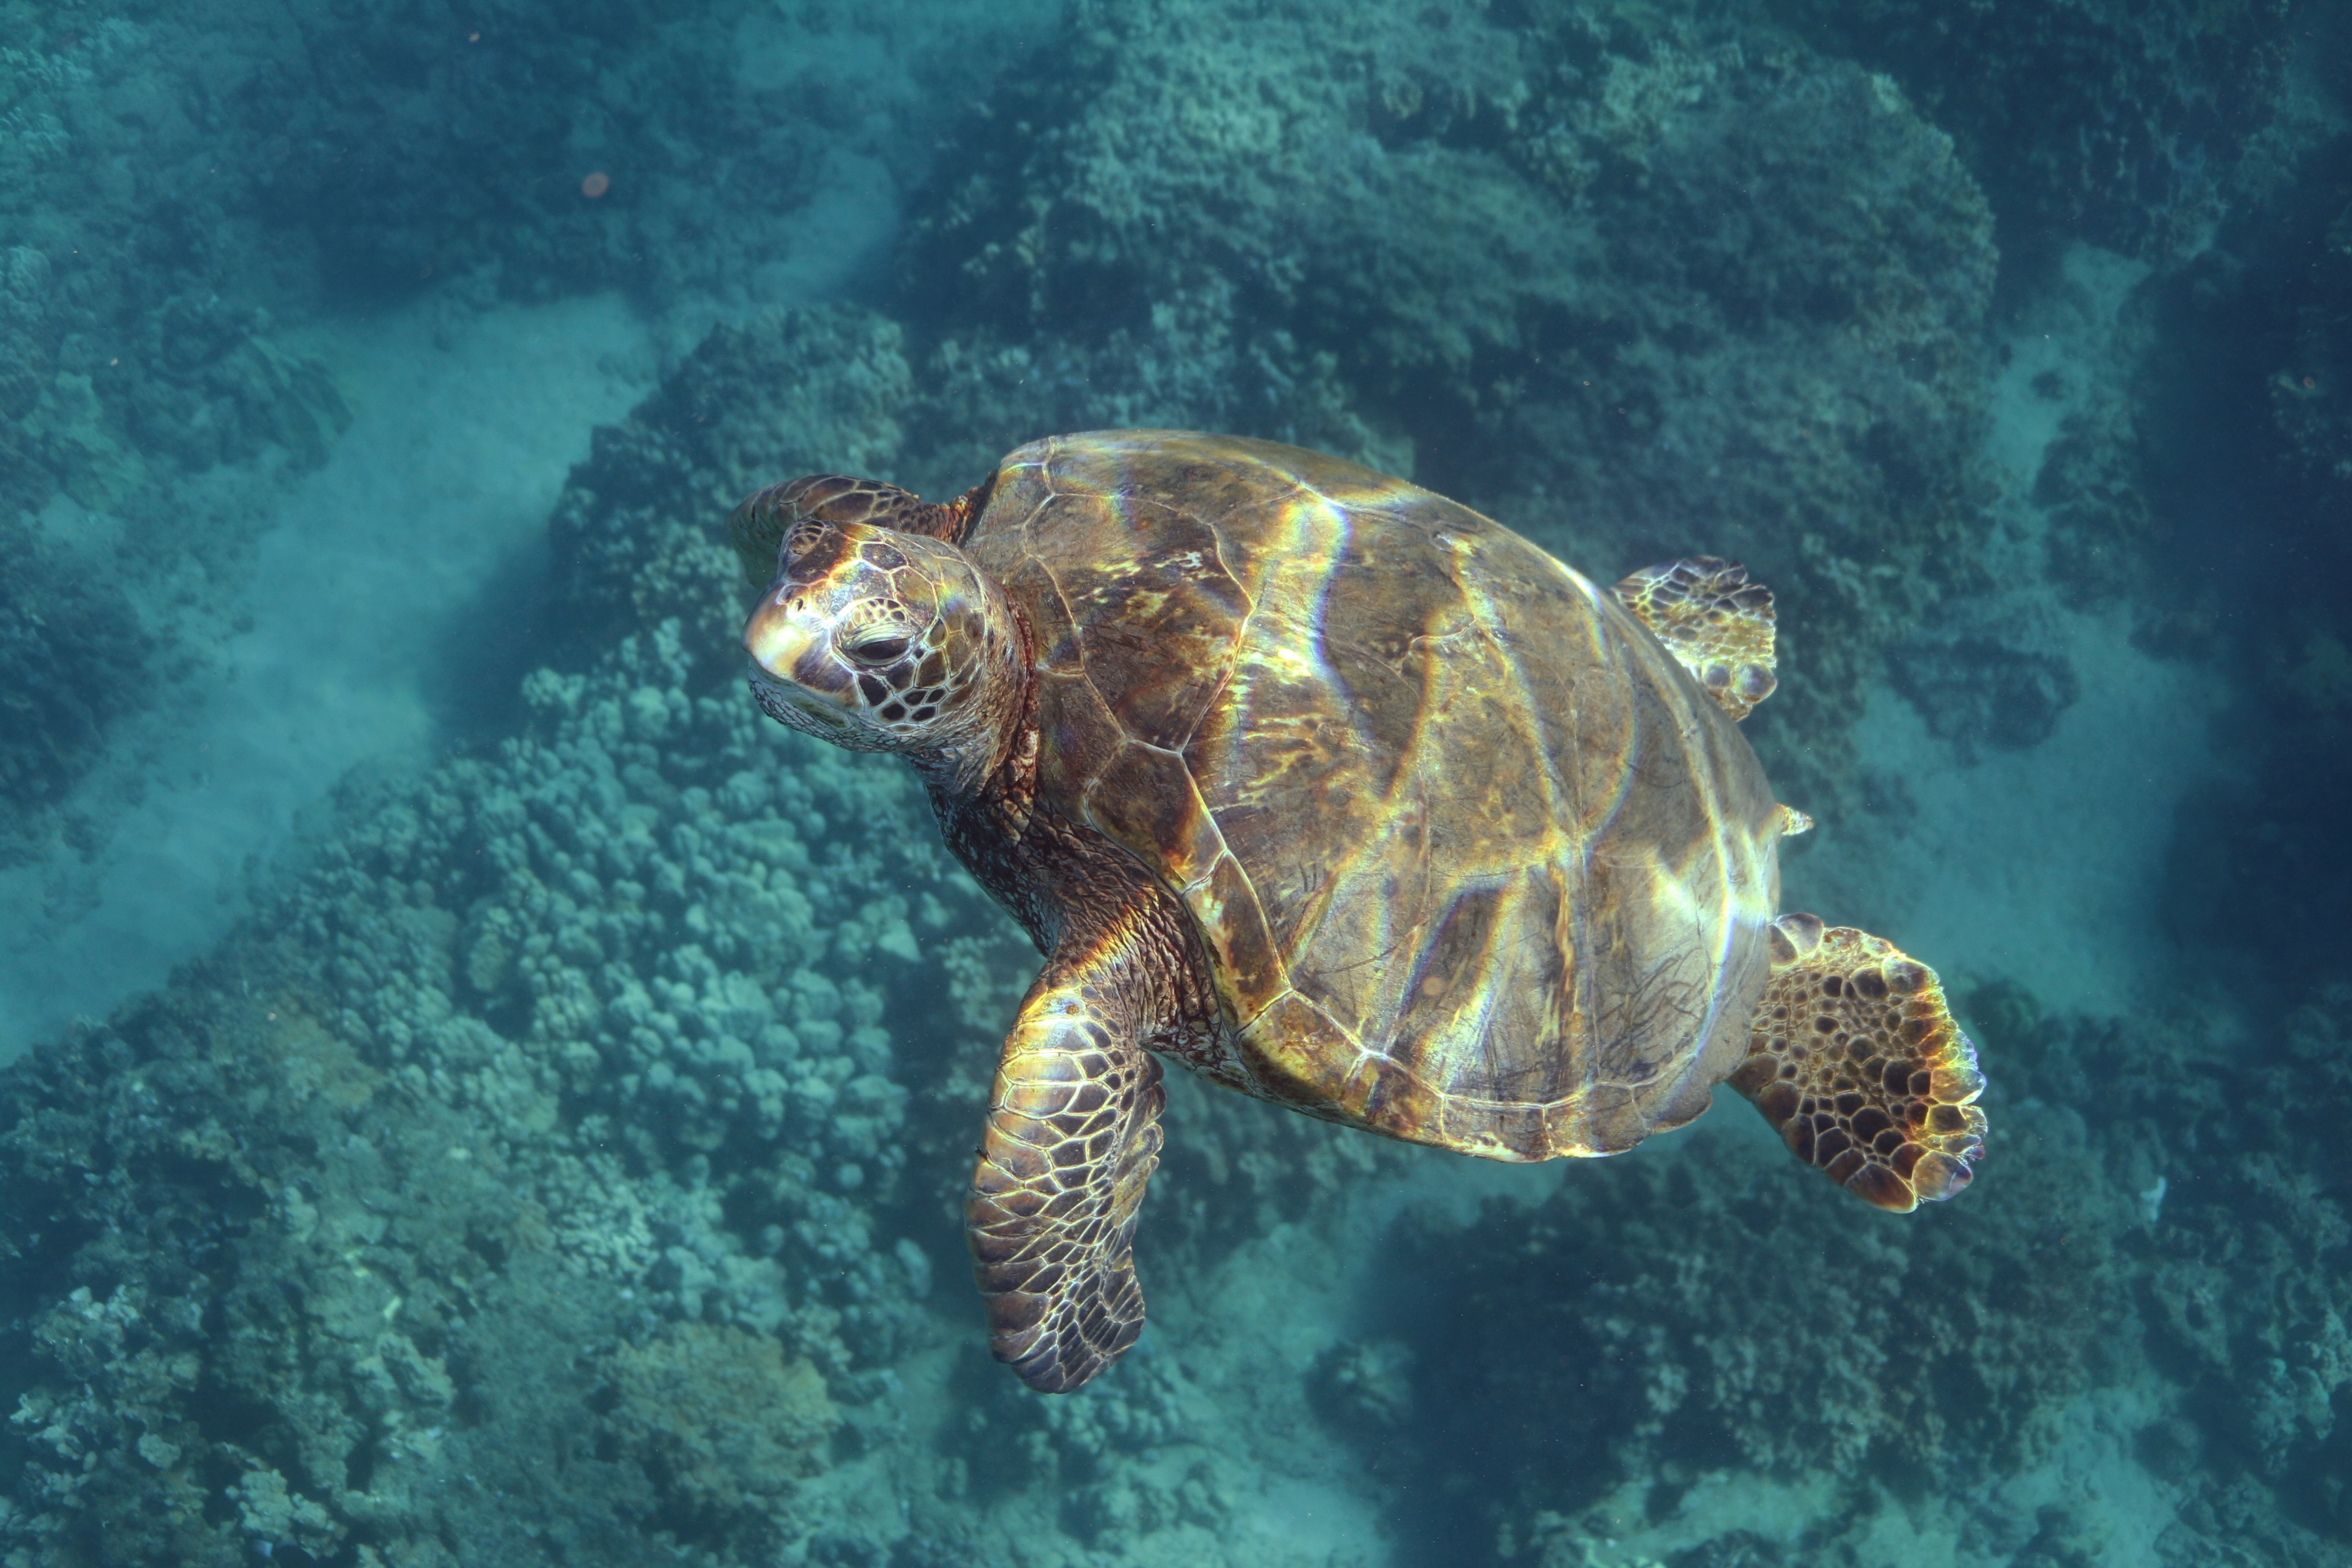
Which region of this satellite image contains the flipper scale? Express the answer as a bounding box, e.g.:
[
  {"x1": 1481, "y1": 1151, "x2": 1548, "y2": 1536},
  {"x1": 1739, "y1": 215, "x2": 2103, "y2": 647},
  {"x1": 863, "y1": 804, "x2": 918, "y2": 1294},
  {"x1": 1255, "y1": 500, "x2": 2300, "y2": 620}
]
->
[
  {"x1": 1613, "y1": 556, "x2": 1779, "y2": 720},
  {"x1": 1730, "y1": 916, "x2": 1987, "y2": 1212},
  {"x1": 970, "y1": 931, "x2": 1167, "y2": 1393}
]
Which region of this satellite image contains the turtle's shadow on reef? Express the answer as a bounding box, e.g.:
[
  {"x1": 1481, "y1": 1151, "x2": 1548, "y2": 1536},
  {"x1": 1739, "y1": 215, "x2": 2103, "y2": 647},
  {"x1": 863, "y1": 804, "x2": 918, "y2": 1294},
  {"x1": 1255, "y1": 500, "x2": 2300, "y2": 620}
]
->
[
  {"x1": 1310, "y1": 1199, "x2": 1620, "y2": 1568},
  {"x1": 2139, "y1": 131, "x2": 2352, "y2": 1001},
  {"x1": 1312, "y1": 1134, "x2": 1849, "y2": 1568},
  {"x1": 417, "y1": 534, "x2": 562, "y2": 744}
]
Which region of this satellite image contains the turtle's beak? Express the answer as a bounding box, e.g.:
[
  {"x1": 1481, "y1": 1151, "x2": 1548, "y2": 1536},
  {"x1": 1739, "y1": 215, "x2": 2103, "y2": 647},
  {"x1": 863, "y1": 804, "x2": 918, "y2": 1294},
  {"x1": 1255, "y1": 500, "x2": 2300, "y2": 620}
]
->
[
  {"x1": 743, "y1": 579, "x2": 818, "y2": 683},
  {"x1": 742, "y1": 579, "x2": 862, "y2": 744}
]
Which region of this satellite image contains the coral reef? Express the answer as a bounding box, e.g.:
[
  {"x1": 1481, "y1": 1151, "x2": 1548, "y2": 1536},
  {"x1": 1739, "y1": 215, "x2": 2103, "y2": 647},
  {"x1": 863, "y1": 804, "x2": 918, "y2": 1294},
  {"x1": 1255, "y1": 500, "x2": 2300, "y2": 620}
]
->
[
  {"x1": 1762, "y1": 0, "x2": 2299, "y2": 268},
  {"x1": 1307, "y1": 979, "x2": 2352, "y2": 1565},
  {"x1": 1885, "y1": 635, "x2": 2081, "y2": 761},
  {"x1": 0, "y1": 0, "x2": 1049, "y2": 518},
  {"x1": 0, "y1": 296, "x2": 1017, "y2": 1556},
  {"x1": 0, "y1": 0, "x2": 1047, "y2": 827},
  {"x1": 1355, "y1": 1097, "x2": 2128, "y2": 1541},
  {"x1": 0, "y1": 516, "x2": 149, "y2": 828},
  {"x1": 0, "y1": 0, "x2": 785, "y2": 503},
  {"x1": 0, "y1": 0, "x2": 2013, "y2": 825},
  {"x1": 0, "y1": 302, "x2": 1405, "y2": 1568},
  {"x1": 2144, "y1": 123, "x2": 2352, "y2": 998},
  {"x1": 2, "y1": 0, "x2": 2349, "y2": 1565},
  {"x1": 2071, "y1": 988, "x2": 2352, "y2": 1565},
  {"x1": 606, "y1": 1322, "x2": 838, "y2": 1529},
  {"x1": 2269, "y1": 189, "x2": 2352, "y2": 517},
  {"x1": 899, "y1": 0, "x2": 2001, "y2": 793},
  {"x1": 0, "y1": 6, "x2": 359, "y2": 511},
  {"x1": 0, "y1": 603, "x2": 978, "y2": 1564}
]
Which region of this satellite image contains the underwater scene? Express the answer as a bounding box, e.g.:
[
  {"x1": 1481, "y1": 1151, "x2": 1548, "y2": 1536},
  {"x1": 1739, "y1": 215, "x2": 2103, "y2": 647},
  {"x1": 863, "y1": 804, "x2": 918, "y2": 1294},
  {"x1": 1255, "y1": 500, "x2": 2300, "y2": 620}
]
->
[{"x1": 1, "y1": 0, "x2": 2349, "y2": 1564}]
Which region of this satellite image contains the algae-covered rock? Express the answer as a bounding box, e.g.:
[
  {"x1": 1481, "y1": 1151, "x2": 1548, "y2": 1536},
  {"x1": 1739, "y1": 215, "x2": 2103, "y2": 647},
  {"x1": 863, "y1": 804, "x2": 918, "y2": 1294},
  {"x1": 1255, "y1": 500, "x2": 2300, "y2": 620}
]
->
[
  {"x1": 0, "y1": 603, "x2": 987, "y2": 1566},
  {"x1": 550, "y1": 306, "x2": 917, "y2": 650},
  {"x1": 26, "y1": 370, "x2": 147, "y2": 510},
  {"x1": 0, "y1": 515, "x2": 150, "y2": 841},
  {"x1": 1360, "y1": 1096, "x2": 2125, "y2": 1517},
  {"x1": 1763, "y1": 0, "x2": 2298, "y2": 265},
  {"x1": 606, "y1": 1322, "x2": 837, "y2": 1523}
]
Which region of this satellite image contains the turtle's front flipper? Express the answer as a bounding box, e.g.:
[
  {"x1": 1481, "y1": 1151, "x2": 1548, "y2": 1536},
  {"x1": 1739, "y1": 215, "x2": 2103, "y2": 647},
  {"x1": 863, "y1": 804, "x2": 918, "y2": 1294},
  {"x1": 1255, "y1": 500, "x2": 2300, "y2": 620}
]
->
[
  {"x1": 1730, "y1": 913, "x2": 1987, "y2": 1212},
  {"x1": 730, "y1": 472, "x2": 987, "y2": 582},
  {"x1": 1613, "y1": 557, "x2": 1778, "y2": 720},
  {"x1": 968, "y1": 945, "x2": 1167, "y2": 1393}
]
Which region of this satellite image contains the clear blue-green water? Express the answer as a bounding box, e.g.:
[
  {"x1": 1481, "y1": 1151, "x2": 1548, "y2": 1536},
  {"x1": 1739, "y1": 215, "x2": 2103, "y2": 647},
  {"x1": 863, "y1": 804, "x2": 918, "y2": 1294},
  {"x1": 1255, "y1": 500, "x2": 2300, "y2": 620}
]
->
[{"x1": 1, "y1": 3, "x2": 2347, "y2": 1565}]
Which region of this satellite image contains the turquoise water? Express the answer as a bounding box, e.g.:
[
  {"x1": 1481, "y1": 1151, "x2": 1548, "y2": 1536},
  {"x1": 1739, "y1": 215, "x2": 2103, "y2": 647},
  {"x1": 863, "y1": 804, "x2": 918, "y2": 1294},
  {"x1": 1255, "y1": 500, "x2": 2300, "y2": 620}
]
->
[{"x1": 1, "y1": 3, "x2": 2347, "y2": 1564}]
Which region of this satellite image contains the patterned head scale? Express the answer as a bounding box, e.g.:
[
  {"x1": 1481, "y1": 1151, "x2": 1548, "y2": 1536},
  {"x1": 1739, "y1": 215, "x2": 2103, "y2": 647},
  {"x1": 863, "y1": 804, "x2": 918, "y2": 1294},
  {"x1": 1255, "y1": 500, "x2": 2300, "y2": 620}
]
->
[{"x1": 741, "y1": 516, "x2": 1017, "y2": 764}]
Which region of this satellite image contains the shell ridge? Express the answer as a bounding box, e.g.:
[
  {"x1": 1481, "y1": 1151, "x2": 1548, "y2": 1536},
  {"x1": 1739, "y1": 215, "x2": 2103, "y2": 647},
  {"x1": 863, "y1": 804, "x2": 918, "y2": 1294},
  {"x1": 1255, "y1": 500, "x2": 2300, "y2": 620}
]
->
[
  {"x1": 1282, "y1": 494, "x2": 1402, "y2": 980},
  {"x1": 1464, "y1": 553, "x2": 1577, "y2": 851},
  {"x1": 1023, "y1": 538, "x2": 1087, "y2": 675},
  {"x1": 1428, "y1": 545, "x2": 1579, "y2": 1120},
  {"x1": 1204, "y1": 487, "x2": 1354, "y2": 950},
  {"x1": 1436, "y1": 876, "x2": 1517, "y2": 1106},
  {"x1": 1173, "y1": 795, "x2": 1298, "y2": 1043},
  {"x1": 1618, "y1": 595, "x2": 1778, "y2": 1109},
  {"x1": 1641, "y1": 665, "x2": 1723, "y2": 1077},
  {"x1": 1326, "y1": 730, "x2": 1437, "y2": 1049},
  {"x1": 1170, "y1": 508, "x2": 1257, "y2": 753},
  {"x1": 1556, "y1": 633, "x2": 1652, "y2": 1137},
  {"x1": 1313, "y1": 545, "x2": 1458, "y2": 1039}
]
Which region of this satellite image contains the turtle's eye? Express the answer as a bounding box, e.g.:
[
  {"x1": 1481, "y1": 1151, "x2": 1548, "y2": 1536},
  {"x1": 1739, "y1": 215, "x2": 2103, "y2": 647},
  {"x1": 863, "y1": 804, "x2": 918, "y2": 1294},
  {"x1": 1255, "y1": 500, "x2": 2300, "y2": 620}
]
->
[{"x1": 841, "y1": 630, "x2": 913, "y2": 667}]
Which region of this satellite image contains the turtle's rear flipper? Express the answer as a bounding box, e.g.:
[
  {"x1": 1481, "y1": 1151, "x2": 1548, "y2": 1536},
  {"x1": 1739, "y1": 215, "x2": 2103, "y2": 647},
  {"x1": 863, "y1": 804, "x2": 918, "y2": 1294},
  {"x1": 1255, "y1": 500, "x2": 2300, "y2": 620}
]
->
[
  {"x1": 1613, "y1": 557, "x2": 1778, "y2": 720},
  {"x1": 1730, "y1": 913, "x2": 1987, "y2": 1212}
]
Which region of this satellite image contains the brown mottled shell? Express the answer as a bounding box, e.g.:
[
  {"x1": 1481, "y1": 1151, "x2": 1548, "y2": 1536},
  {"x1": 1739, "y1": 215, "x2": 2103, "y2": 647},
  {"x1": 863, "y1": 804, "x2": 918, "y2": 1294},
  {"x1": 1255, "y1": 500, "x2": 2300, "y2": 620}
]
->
[{"x1": 962, "y1": 431, "x2": 1786, "y2": 1161}]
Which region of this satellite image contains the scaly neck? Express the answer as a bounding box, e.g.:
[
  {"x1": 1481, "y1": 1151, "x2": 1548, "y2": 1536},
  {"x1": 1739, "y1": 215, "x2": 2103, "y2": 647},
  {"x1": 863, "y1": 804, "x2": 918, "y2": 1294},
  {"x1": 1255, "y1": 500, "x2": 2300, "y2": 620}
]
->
[{"x1": 907, "y1": 597, "x2": 1039, "y2": 815}]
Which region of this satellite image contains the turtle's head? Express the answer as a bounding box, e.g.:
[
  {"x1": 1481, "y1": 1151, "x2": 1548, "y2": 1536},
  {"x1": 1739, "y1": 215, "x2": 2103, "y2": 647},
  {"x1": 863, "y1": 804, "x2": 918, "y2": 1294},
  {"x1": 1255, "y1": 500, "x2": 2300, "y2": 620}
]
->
[{"x1": 740, "y1": 502, "x2": 1023, "y2": 786}]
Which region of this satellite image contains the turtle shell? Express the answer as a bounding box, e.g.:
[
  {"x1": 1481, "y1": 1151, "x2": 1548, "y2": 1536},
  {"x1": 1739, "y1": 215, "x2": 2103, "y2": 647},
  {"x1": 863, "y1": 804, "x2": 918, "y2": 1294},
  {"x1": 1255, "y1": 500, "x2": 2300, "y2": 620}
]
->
[{"x1": 961, "y1": 431, "x2": 1785, "y2": 1161}]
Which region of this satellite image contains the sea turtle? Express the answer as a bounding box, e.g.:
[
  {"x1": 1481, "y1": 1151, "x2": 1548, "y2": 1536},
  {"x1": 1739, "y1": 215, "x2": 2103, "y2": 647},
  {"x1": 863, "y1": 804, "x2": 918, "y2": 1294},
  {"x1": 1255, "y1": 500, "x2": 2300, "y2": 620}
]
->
[{"x1": 732, "y1": 430, "x2": 1987, "y2": 1393}]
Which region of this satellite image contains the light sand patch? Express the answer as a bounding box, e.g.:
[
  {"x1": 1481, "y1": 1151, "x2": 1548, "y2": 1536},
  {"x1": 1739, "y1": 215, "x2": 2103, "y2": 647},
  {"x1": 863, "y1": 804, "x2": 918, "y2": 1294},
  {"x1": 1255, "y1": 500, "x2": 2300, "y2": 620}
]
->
[
  {"x1": 1785, "y1": 605, "x2": 2225, "y2": 1016},
  {"x1": 1785, "y1": 242, "x2": 2220, "y2": 1018},
  {"x1": 0, "y1": 294, "x2": 654, "y2": 1061}
]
